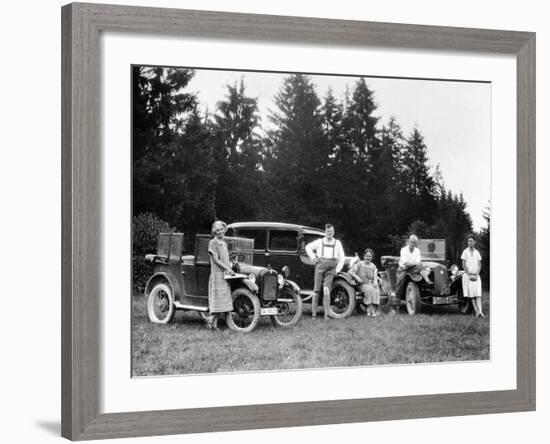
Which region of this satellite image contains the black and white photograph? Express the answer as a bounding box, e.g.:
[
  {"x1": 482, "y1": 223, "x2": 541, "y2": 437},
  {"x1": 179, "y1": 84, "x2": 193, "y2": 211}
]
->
[
  {"x1": 2, "y1": 0, "x2": 543, "y2": 442},
  {"x1": 131, "y1": 65, "x2": 491, "y2": 376}
]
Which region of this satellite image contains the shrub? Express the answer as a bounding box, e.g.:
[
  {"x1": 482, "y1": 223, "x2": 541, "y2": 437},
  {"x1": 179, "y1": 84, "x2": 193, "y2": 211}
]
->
[{"x1": 132, "y1": 212, "x2": 176, "y2": 292}]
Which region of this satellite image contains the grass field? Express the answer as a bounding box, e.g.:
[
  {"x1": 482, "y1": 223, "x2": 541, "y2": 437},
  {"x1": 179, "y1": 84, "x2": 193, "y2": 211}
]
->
[{"x1": 132, "y1": 292, "x2": 490, "y2": 376}]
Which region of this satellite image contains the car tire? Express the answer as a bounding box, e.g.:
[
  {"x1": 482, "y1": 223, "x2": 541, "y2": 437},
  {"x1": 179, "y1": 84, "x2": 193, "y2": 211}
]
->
[
  {"x1": 405, "y1": 281, "x2": 422, "y2": 315},
  {"x1": 270, "y1": 286, "x2": 303, "y2": 328},
  {"x1": 328, "y1": 279, "x2": 356, "y2": 318},
  {"x1": 147, "y1": 282, "x2": 175, "y2": 324},
  {"x1": 457, "y1": 286, "x2": 473, "y2": 315},
  {"x1": 226, "y1": 288, "x2": 261, "y2": 333}
]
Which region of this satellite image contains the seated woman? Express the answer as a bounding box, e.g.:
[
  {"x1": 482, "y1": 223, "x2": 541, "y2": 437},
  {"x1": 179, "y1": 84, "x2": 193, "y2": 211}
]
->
[{"x1": 349, "y1": 248, "x2": 381, "y2": 317}]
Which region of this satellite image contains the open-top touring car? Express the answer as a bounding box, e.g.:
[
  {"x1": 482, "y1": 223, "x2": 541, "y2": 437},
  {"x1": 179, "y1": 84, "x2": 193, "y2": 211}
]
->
[
  {"x1": 143, "y1": 232, "x2": 303, "y2": 332},
  {"x1": 378, "y1": 238, "x2": 472, "y2": 315}
]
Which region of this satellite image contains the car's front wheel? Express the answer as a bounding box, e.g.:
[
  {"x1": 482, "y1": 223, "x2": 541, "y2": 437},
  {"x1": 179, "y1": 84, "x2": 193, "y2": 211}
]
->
[
  {"x1": 457, "y1": 286, "x2": 473, "y2": 314},
  {"x1": 226, "y1": 288, "x2": 261, "y2": 333},
  {"x1": 405, "y1": 281, "x2": 422, "y2": 315},
  {"x1": 270, "y1": 286, "x2": 303, "y2": 328},
  {"x1": 147, "y1": 282, "x2": 175, "y2": 324},
  {"x1": 327, "y1": 279, "x2": 356, "y2": 318}
]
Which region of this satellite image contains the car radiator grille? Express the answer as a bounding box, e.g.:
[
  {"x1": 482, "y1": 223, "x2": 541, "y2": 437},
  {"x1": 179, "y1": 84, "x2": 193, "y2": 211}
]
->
[
  {"x1": 262, "y1": 273, "x2": 278, "y2": 300},
  {"x1": 432, "y1": 267, "x2": 449, "y2": 294}
]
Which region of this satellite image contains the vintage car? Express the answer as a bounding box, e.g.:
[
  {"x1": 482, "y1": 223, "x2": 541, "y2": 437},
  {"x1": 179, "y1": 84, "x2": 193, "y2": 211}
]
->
[
  {"x1": 144, "y1": 232, "x2": 303, "y2": 332},
  {"x1": 226, "y1": 222, "x2": 359, "y2": 318},
  {"x1": 379, "y1": 238, "x2": 472, "y2": 315}
]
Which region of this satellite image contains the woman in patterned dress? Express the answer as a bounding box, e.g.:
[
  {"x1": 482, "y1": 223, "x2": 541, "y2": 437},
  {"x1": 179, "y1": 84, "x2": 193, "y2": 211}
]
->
[
  {"x1": 206, "y1": 220, "x2": 235, "y2": 330},
  {"x1": 349, "y1": 248, "x2": 381, "y2": 317}
]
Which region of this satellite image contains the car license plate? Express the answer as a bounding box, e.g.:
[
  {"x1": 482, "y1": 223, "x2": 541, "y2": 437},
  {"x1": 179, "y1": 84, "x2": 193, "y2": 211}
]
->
[
  {"x1": 260, "y1": 307, "x2": 279, "y2": 316},
  {"x1": 432, "y1": 296, "x2": 452, "y2": 305}
]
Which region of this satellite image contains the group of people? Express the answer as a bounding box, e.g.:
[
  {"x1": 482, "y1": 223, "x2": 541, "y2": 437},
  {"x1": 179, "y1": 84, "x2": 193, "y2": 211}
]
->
[{"x1": 204, "y1": 220, "x2": 485, "y2": 330}]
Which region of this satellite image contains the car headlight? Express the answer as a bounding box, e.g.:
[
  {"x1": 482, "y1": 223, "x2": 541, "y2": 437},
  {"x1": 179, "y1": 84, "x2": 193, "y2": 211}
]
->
[
  {"x1": 277, "y1": 274, "x2": 284, "y2": 286},
  {"x1": 281, "y1": 265, "x2": 290, "y2": 279},
  {"x1": 450, "y1": 264, "x2": 459, "y2": 276},
  {"x1": 248, "y1": 273, "x2": 256, "y2": 284}
]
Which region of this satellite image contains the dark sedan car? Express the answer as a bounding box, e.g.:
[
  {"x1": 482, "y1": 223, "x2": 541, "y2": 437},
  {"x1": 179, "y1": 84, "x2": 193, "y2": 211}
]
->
[{"x1": 226, "y1": 222, "x2": 358, "y2": 318}]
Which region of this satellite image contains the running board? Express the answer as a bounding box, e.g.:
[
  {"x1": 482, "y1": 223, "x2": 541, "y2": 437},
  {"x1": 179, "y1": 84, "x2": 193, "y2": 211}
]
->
[{"x1": 174, "y1": 301, "x2": 208, "y2": 311}]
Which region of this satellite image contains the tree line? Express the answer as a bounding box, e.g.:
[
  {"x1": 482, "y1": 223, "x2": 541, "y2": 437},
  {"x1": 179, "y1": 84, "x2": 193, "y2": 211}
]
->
[{"x1": 133, "y1": 66, "x2": 489, "y2": 270}]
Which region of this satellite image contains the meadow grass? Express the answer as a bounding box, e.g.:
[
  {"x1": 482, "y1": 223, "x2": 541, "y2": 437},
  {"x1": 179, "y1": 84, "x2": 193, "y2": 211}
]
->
[{"x1": 132, "y1": 292, "x2": 490, "y2": 376}]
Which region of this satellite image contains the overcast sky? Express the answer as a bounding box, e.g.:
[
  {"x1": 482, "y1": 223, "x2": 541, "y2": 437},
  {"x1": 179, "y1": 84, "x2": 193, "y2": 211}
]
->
[{"x1": 186, "y1": 69, "x2": 491, "y2": 231}]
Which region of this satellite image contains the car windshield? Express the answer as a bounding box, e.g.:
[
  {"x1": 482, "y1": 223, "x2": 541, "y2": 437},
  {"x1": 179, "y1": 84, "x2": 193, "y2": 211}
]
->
[
  {"x1": 226, "y1": 237, "x2": 254, "y2": 264},
  {"x1": 195, "y1": 235, "x2": 254, "y2": 264},
  {"x1": 235, "y1": 228, "x2": 266, "y2": 251},
  {"x1": 269, "y1": 230, "x2": 298, "y2": 252}
]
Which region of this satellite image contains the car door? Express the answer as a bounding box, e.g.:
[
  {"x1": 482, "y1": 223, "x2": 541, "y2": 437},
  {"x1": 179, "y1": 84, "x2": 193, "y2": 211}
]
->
[
  {"x1": 265, "y1": 229, "x2": 300, "y2": 279},
  {"x1": 299, "y1": 232, "x2": 324, "y2": 292}
]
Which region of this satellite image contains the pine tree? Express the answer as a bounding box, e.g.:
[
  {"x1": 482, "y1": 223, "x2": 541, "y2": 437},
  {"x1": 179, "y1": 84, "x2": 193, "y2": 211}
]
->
[
  {"x1": 334, "y1": 78, "x2": 380, "y2": 247},
  {"x1": 477, "y1": 202, "x2": 490, "y2": 288},
  {"x1": 132, "y1": 66, "x2": 217, "y2": 243},
  {"x1": 400, "y1": 127, "x2": 437, "y2": 226},
  {"x1": 264, "y1": 74, "x2": 328, "y2": 225},
  {"x1": 211, "y1": 79, "x2": 263, "y2": 222},
  {"x1": 371, "y1": 117, "x2": 405, "y2": 237}
]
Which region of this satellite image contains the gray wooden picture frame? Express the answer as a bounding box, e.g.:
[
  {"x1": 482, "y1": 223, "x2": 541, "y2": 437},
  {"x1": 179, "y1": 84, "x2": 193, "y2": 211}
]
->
[{"x1": 61, "y1": 2, "x2": 536, "y2": 440}]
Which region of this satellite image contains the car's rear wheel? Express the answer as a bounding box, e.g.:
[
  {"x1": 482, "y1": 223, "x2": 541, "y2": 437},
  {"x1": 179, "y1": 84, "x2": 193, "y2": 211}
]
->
[
  {"x1": 147, "y1": 282, "x2": 175, "y2": 324},
  {"x1": 270, "y1": 286, "x2": 303, "y2": 328},
  {"x1": 405, "y1": 281, "x2": 422, "y2": 315},
  {"x1": 226, "y1": 288, "x2": 261, "y2": 333},
  {"x1": 457, "y1": 286, "x2": 473, "y2": 314},
  {"x1": 328, "y1": 279, "x2": 356, "y2": 318}
]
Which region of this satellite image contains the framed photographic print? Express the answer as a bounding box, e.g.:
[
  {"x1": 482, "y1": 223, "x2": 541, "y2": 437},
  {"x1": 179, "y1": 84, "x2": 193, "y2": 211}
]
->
[{"x1": 62, "y1": 2, "x2": 535, "y2": 440}]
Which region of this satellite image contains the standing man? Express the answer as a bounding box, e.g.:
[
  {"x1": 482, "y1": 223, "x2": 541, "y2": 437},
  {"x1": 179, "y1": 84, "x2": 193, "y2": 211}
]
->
[
  {"x1": 397, "y1": 234, "x2": 433, "y2": 286},
  {"x1": 305, "y1": 224, "x2": 346, "y2": 320}
]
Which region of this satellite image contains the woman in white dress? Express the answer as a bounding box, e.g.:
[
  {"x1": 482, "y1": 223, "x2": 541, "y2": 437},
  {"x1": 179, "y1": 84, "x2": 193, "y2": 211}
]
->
[{"x1": 461, "y1": 235, "x2": 484, "y2": 318}]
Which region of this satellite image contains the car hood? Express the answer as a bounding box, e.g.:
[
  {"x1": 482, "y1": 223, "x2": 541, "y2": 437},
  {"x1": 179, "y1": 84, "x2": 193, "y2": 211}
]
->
[{"x1": 237, "y1": 263, "x2": 275, "y2": 276}]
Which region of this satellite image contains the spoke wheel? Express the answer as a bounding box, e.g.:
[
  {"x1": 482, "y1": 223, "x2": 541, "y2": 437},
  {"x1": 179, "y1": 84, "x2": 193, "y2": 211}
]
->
[
  {"x1": 270, "y1": 287, "x2": 303, "y2": 328},
  {"x1": 328, "y1": 280, "x2": 356, "y2": 318},
  {"x1": 226, "y1": 288, "x2": 261, "y2": 333},
  {"x1": 147, "y1": 282, "x2": 175, "y2": 324},
  {"x1": 405, "y1": 281, "x2": 421, "y2": 315}
]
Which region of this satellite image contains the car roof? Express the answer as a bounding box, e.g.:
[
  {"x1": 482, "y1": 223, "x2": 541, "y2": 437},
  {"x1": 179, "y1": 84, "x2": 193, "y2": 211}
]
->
[{"x1": 228, "y1": 221, "x2": 324, "y2": 234}]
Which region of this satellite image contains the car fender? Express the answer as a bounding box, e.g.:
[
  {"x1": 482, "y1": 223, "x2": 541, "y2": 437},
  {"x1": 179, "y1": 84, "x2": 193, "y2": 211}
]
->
[
  {"x1": 282, "y1": 279, "x2": 300, "y2": 295},
  {"x1": 144, "y1": 272, "x2": 181, "y2": 301},
  {"x1": 234, "y1": 278, "x2": 259, "y2": 294},
  {"x1": 450, "y1": 271, "x2": 464, "y2": 293},
  {"x1": 335, "y1": 271, "x2": 356, "y2": 288}
]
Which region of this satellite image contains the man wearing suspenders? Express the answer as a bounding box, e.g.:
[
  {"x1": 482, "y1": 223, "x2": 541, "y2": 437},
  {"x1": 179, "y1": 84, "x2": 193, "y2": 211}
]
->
[{"x1": 305, "y1": 224, "x2": 346, "y2": 320}]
